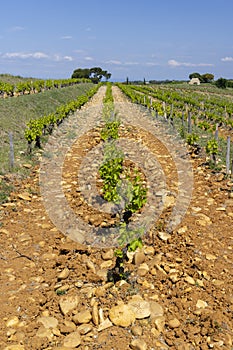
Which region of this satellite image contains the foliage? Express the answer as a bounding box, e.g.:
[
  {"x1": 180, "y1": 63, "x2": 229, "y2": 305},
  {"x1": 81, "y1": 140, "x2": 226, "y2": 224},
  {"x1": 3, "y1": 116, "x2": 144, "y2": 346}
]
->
[
  {"x1": 24, "y1": 84, "x2": 100, "y2": 152},
  {"x1": 0, "y1": 77, "x2": 90, "y2": 97},
  {"x1": 186, "y1": 133, "x2": 199, "y2": 146},
  {"x1": 189, "y1": 72, "x2": 214, "y2": 83},
  {"x1": 215, "y1": 77, "x2": 227, "y2": 89},
  {"x1": 71, "y1": 67, "x2": 111, "y2": 83},
  {"x1": 206, "y1": 139, "x2": 218, "y2": 155}
]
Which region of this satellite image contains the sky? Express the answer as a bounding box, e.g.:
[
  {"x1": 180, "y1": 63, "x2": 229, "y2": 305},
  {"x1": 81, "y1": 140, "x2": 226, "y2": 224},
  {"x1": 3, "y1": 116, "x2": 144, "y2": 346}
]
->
[{"x1": 0, "y1": 0, "x2": 233, "y2": 81}]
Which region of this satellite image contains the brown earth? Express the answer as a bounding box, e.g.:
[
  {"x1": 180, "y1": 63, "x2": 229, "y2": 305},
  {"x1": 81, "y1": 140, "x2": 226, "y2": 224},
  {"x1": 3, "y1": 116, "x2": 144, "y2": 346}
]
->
[{"x1": 0, "y1": 86, "x2": 232, "y2": 350}]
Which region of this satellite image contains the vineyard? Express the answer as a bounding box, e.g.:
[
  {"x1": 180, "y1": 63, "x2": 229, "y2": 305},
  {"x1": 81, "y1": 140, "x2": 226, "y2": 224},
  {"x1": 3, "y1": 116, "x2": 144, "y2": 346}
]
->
[{"x1": 0, "y1": 81, "x2": 232, "y2": 349}]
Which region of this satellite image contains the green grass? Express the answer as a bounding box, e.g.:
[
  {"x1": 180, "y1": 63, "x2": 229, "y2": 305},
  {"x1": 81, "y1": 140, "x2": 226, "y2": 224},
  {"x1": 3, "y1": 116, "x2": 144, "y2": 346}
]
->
[{"x1": 0, "y1": 83, "x2": 93, "y2": 174}]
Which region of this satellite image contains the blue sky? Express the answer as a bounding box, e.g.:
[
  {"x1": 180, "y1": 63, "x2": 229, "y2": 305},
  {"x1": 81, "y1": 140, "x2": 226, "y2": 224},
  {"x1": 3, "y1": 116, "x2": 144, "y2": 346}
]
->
[{"x1": 0, "y1": 0, "x2": 233, "y2": 81}]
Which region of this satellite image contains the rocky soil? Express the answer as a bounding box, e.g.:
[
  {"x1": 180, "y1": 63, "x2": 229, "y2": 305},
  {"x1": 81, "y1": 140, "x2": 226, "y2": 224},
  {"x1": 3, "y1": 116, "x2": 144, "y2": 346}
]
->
[{"x1": 0, "y1": 86, "x2": 232, "y2": 349}]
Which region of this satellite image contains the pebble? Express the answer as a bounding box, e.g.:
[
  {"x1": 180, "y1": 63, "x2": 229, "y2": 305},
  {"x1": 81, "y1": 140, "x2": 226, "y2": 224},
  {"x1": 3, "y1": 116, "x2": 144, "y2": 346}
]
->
[
  {"x1": 101, "y1": 249, "x2": 114, "y2": 260},
  {"x1": 137, "y1": 263, "x2": 149, "y2": 276},
  {"x1": 133, "y1": 250, "x2": 146, "y2": 265},
  {"x1": 128, "y1": 295, "x2": 151, "y2": 319},
  {"x1": 143, "y1": 246, "x2": 155, "y2": 255},
  {"x1": 149, "y1": 301, "x2": 164, "y2": 319},
  {"x1": 6, "y1": 316, "x2": 19, "y2": 327},
  {"x1": 131, "y1": 325, "x2": 143, "y2": 336},
  {"x1": 59, "y1": 295, "x2": 80, "y2": 315},
  {"x1": 158, "y1": 231, "x2": 171, "y2": 241},
  {"x1": 73, "y1": 310, "x2": 92, "y2": 324},
  {"x1": 58, "y1": 267, "x2": 70, "y2": 280},
  {"x1": 154, "y1": 315, "x2": 166, "y2": 332},
  {"x1": 92, "y1": 302, "x2": 99, "y2": 326},
  {"x1": 36, "y1": 326, "x2": 53, "y2": 339},
  {"x1": 37, "y1": 316, "x2": 58, "y2": 329},
  {"x1": 185, "y1": 275, "x2": 196, "y2": 285},
  {"x1": 97, "y1": 318, "x2": 113, "y2": 331},
  {"x1": 63, "y1": 331, "x2": 81, "y2": 347},
  {"x1": 130, "y1": 338, "x2": 147, "y2": 350},
  {"x1": 109, "y1": 303, "x2": 136, "y2": 327},
  {"x1": 196, "y1": 299, "x2": 208, "y2": 309},
  {"x1": 77, "y1": 324, "x2": 93, "y2": 335},
  {"x1": 168, "y1": 318, "x2": 181, "y2": 328}
]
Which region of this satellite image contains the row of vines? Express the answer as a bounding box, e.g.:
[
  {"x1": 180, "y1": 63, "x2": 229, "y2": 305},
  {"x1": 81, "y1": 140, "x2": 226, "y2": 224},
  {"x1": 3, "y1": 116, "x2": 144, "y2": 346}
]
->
[
  {"x1": 117, "y1": 83, "x2": 233, "y2": 173},
  {"x1": 99, "y1": 83, "x2": 147, "y2": 282},
  {"x1": 0, "y1": 77, "x2": 91, "y2": 98},
  {"x1": 24, "y1": 83, "x2": 101, "y2": 153}
]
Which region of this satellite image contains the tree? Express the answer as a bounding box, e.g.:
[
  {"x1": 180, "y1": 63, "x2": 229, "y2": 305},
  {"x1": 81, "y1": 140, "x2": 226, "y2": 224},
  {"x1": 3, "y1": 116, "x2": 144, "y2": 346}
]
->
[
  {"x1": 71, "y1": 68, "x2": 90, "y2": 79},
  {"x1": 215, "y1": 77, "x2": 227, "y2": 89},
  {"x1": 71, "y1": 67, "x2": 111, "y2": 83},
  {"x1": 189, "y1": 72, "x2": 202, "y2": 80},
  {"x1": 201, "y1": 73, "x2": 214, "y2": 83}
]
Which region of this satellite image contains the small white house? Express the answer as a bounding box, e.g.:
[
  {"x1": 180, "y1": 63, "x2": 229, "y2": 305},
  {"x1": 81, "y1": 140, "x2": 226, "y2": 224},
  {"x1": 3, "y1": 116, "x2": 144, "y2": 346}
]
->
[{"x1": 189, "y1": 77, "x2": 201, "y2": 85}]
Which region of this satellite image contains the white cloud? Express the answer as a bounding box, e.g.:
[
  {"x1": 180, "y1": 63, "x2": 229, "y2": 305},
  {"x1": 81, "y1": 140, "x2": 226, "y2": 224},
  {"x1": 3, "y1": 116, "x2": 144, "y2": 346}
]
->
[
  {"x1": 221, "y1": 56, "x2": 233, "y2": 62},
  {"x1": 63, "y1": 55, "x2": 73, "y2": 61},
  {"x1": 3, "y1": 52, "x2": 49, "y2": 59},
  {"x1": 145, "y1": 62, "x2": 159, "y2": 66},
  {"x1": 125, "y1": 61, "x2": 139, "y2": 66},
  {"x1": 84, "y1": 56, "x2": 94, "y2": 61},
  {"x1": 8, "y1": 26, "x2": 25, "y2": 32},
  {"x1": 105, "y1": 60, "x2": 122, "y2": 65},
  {"x1": 168, "y1": 59, "x2": 213, "y2": 67},
  {"x1": 1, "y1": 51, "x2": 73, "y2": 62},
  {"x1": 61, "y1": 35, "x2": 72, "y2": 40}
]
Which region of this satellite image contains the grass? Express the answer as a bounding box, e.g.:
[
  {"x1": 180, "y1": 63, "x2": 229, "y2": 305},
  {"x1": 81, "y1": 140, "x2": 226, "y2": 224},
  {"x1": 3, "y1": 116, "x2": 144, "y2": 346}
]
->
[
  {"x1": 0, "y1": 83, "x2": 93, "y2": 174},
  {"x1": 0, "y1": 73, "x2": 38, "y2": 84}
]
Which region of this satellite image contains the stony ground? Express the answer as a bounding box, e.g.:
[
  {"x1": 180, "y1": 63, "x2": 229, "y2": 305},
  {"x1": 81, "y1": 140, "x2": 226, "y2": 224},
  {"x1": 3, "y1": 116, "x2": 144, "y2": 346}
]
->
[{"x1": 0, "y1": 86, "x2": 232, "y2": 350}]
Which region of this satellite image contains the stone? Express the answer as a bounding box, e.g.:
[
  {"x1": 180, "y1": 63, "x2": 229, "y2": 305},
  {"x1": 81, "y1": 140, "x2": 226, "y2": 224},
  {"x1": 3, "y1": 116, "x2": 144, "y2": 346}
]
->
[
  {"x1": 143, "y1": 246, "x2": 155, "y2": 255},
  {"x1": 37, "y1": 316, "x2": 58, "y2": 329},
  {"x1": 18, "y1": 193, "x2": 31, "y2": 201},
  {"x1": 77, "y1": 324, "x2": 92, "y2": 335},
  {"x1": 98, "y1": 318, "x2": 113, "y2": 331},
  {"x1": 168, "y1": 318, "x2": 180, "y2": 328},
  {"x1": 154, "y1": 316, "x2": 165, "y2": 332},
  {"x1": 36, "y1": 326, "x2": 53, "y2": 339},
  {"x1": 101, "y1": 249, "x2": 114, "y2": 260},
  {"x1": 133, "y1": 250, "x2": 146, "y2": 265},
  {"x1": 137, "y1": 263, "x2": 149, "y2": 277},
  {"x1": 130, "y1": 338, "x2": 147, "y2": 350},
  {"x1": 59, "y1": 295, "x2": 79, "y2": 315},
  {"x1": 128, "y1": 295, "x2": 151, "y2": 319},
  {"x1": 205, "y1": 254, "x2": 217, "y2": 260},
  {"x1": 63, "y1": 331, "x2": 81, "y2": 348},
  {"x1": 100, "y1": 260, "x2": 113, "y2": 269},
  {"x1": 109, "y1": 303, "x2": 136, "y2": 327},
  {"x1": 6, "y1": 316, "x2": 19, "y2": 327},
  {"x1": 185, "y1": 276, "x2": 196, "y2": 285},
  {"x1": 92, "y1": 302, "x2": 99, "y2": 326},
  {"x1": 58, "y1": 267, "x2": 70, "y2": 280},
  {"x1": 131, "y1": 325, "x2": 143, "y2": 336},
  {"x1": 196, "y1": 300, "x2": 208, "y2": 309},
  {"x1": 73, "y1": 310, "x2": 92, "y2": 324},
  {"x1": 158, "y1": 231, "x2": 171, "y2": 241},
  {"x1": 149, "y1": 301, "x2": 164, "y2": 319}
]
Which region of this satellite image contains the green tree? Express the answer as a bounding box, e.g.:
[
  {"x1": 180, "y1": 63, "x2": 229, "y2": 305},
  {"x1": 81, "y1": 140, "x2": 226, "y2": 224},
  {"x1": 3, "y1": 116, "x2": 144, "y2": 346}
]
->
[
  {"x1": 189, "y1": 72, "x2": 202, "y2": 80},
  {"x1": 215, "y1": 77, "x2": 227, "y2": 89},
  {"x1": 71, "y1": 67, "x2": 111, "y2": 83},
  {"x1": 201, "y1": 73, "x2": 214, "y2": 83},
  {"x1": 71, "y1": 68, "x2": 90, "y2": 79}
]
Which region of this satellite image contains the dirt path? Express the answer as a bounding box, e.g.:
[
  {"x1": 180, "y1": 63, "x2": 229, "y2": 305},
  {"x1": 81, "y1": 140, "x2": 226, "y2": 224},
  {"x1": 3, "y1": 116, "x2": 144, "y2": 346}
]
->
[{"x1": 0, "y1": 86, "x2": 232, "y2": 349}]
